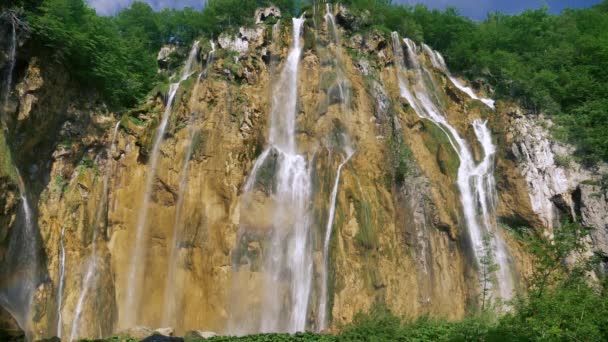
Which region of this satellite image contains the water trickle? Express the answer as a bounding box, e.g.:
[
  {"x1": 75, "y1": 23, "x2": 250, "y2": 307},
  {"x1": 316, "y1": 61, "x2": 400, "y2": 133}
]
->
[
  {"x1": 124, "y1": 41, "x2": 199, "y2": 327},
  {"x1": 70, "y1": 121, "x2": 121, "y2": 341},
  {"x1": 163, "y1": 39, "x2": 215, "y2": 326},
  {"x1": 324, "y1": 3, "x2": 349, "y2": 107},
  {"x1": 56, "y1": 226, "x2": 66, "y2": 338},
  {"x1": 318, "y1": 144, "x2": 354, "y2": 331},
  {"x1": 421, "y1": 44, "x2": 495, "y2": 109},
  {"x1": 2, "y1": 20, "x2": 17, "y2": 123},
  {"x1": 0, "y1": 167, "x2": 39, "y2": 339},
  {"x1": 391, "y1": 32, "x2": 514, "y2": 301}
]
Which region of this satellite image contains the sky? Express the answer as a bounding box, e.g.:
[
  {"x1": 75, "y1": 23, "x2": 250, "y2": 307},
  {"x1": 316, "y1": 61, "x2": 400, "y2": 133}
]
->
[{"x1": 87, "y1": 0, "x2": 604, "y2": 19}]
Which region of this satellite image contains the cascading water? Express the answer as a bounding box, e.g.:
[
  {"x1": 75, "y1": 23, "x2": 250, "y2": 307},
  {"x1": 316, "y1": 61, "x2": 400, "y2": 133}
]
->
[
  {"x1": 421, "y1": 44, "x2": 495, "y2": 109},
  {"x1": 56, "y1": 226, "x2": 66, "y2": 338},
  {"x1": 124, "y1": 40, "x2": 200, "y2": 327},
  {"x1": 391, "y1": 32, "x2": 515, "y2": 301},
  {"x1": 2, "y1": 19, "x2": 16, "y2": 122},
  {"x1": 70, "y1": 121, "x2": 121, "y2": 341},
  {"x1": 324, "y1": 3, "x2": 349, "y2": 106},
  {"x1": 236, "y1": 17, "x2": 311, "y2": 333},
  {"x1": 318, "y1": 145, "x2": 354, "y2": 331},
  {"x1": 162, "y1": 40, "x2": 215, "y2": 327}
]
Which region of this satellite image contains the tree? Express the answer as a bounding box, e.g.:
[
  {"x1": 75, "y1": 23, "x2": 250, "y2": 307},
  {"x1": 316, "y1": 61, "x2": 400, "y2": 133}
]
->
[{"x1": 478, "y1": 233, "x2": 499, "y2": 311}]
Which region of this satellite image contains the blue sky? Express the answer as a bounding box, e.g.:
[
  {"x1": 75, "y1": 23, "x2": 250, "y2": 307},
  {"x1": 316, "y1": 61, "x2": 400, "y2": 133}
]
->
[{"x1": 87, "y1": 0, "x2": 603, "y2": 19}]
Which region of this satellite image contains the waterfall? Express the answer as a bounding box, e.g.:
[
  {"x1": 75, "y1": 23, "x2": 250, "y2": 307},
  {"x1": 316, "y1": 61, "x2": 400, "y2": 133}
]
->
[
  {"x1": 199, "y1": 40, "x2": 216, "y2": 81},
  {"x1": 318, "y1": 145, "x2": 354, "y2": 331},
  {"x1": 421, "y1": 44, "x2": 495, "y2": 109},
  {"x1": 2, "y1": 20, "x2": 16, "y2": 123},
  {"x1": 324, "y1": 3, "x2": 348, "y2": 106},
  {"x1": 236, "y1": 17, "x2": 311, "y2": 333},
  {"x1": 124, "y1": 41, "x2": 199, "y2": 327},
  {"x1": 162, "y1": 40, "x2": 215, "y2": 327},
  {"x1": 56, "y1": 226, "x2": 66, "y2": 338},
  {"x1": 70, "y1": 121, "x2": 121, "y2": 341},
  {"x1": 391, "y1": 33, "x2": 514, "y2": 302}
]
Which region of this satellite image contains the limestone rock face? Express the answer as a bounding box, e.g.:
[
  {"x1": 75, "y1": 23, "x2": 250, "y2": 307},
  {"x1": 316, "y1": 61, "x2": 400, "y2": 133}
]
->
[
  {"x1": 506, "y1": 109, "x2": 608, "y2": 261},
  {"x1": 0, "y1": 5, "x2": 606, "y2": 342},
  {"x1": 158, "y1": 45, "x2": 177, "y2": 69}
]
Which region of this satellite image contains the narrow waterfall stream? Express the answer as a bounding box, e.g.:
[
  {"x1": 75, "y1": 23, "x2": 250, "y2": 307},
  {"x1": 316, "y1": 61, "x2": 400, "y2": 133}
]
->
[
  {"x1": 318, "y1": 145, "x2": 354, "y2": 331},
  {"x1": 391, "y1": 32, "x2": 515, "y2": 302},
  {"x1": 162, "y1": 41, "x2": 216, "y2": 327},
  {"x1": 124, "y1": 41, "x2": 199, "y2": 327},
  {"x1": 70, "y1": 121, "x2": 121, "y2": 341},
  {"x1": 56, "y1": 226, "x2": 66, "y2": 338},
  {"x1": 421, "y1": 44, "x2": 495, "y2": 109},
  {"x1": 324, "y1": 3, "x2": 349, "y2": 106},
  {"x1": 1, "y1": 19, "x2": 16, "y2": 122},
  {"x1": 0, "y1": 167, "x2": 39, "y2": 338}
]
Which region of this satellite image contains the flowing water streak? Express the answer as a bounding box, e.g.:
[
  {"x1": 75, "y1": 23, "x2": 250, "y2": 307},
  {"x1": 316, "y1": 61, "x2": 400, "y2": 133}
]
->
[
  {"x1": 391, "y1": 33, "x2": 514, "y2": 301},
  {"x1": 324, "y1": 3, "x2": 348, "y2": 106},
  {"x1": 124, "y1": 41, "x2": 199, "y2": 327},
  {"x1": 421, "y1": 44, "x2": 495, "y2": 109},
  {"x1": 56, "y1": 226, "x2": 66, "y2": 338},
  {"x1": 318, "y1": 147, "x2": 354, "y2": 331},
  {"x1": 162, "y1": 40, "x2": 214, "y2": 326},
  {"x1": 2, "y1": 20, "x2": 17, "y2": 122},
  {"x1": 70, "y1": 121, "x2": 121, "y2": 341}
]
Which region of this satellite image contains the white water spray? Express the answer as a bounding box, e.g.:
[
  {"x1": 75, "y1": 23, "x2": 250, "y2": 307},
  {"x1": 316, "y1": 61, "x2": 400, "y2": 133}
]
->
[
  {"x1": 318, "y1": 146, "x2": 353, "y2": 331},
  {"x1": 392, "y1": 33, "x2": 514, "y2": 301},
  {"x1": 124, "y1": 41, "x2": 199, "y2": 327},
  {"x1": 70, "y1": 121, "x2": 121, "y2": 341}
]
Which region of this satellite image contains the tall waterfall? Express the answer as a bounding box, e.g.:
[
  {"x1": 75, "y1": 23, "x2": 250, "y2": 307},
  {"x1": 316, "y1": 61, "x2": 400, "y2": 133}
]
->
[
  {"x1": 124, "y1": 41, "x2": 199, "y2": 327},
  {"x1": 70, "y1": 121, "x2": 121, "y2": 341},
  {"x1": 2, "y1": 19, "x2": 16, "y2": 123},
  {"x1": 236, "y1": 17, "x2": 311, "y2": 333},
  {"x1": 318, "y1": 144, "x2": 353, "y2": 331},
  {"x1": 391, "y1": 32, "x2": 515, "y2": 302},
  {"x1": 162, "y1": 40, "x2": 215, "y2": 327}
]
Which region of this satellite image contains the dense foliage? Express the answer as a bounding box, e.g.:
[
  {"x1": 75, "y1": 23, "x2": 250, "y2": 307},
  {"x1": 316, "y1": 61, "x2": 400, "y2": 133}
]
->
[{"x1": 4, "y1": 0, "x2": 607, "y2": 158}]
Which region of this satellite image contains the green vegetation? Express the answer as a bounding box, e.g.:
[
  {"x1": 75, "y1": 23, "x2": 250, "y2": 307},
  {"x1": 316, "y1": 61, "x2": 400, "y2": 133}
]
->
[
  {"x1": 5, "y1": 0, "x2": 606, "y2": 161},
  {"x1": 337, "y1": 0, "x2": 608, "y2": 163},
  {"x1": 4, "y1": 0, "x2": 306, "y2": 109}
]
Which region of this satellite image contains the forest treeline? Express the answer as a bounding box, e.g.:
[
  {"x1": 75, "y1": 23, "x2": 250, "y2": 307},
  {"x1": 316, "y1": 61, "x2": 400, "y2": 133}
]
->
[{"x1": 1, "y1": 0, "x2": 607, "y2": 161}]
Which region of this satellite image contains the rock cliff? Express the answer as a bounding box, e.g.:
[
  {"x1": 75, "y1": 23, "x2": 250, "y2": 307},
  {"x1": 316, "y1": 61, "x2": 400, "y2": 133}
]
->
[{"x1": 0, "y1": 4, "x2": 606, "y2": 341}]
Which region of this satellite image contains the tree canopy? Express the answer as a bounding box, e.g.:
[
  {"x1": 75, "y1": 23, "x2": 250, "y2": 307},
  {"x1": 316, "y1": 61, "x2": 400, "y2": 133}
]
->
[{"x1": 4, "y1": 0, "x2": 607, "y2": 161}]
